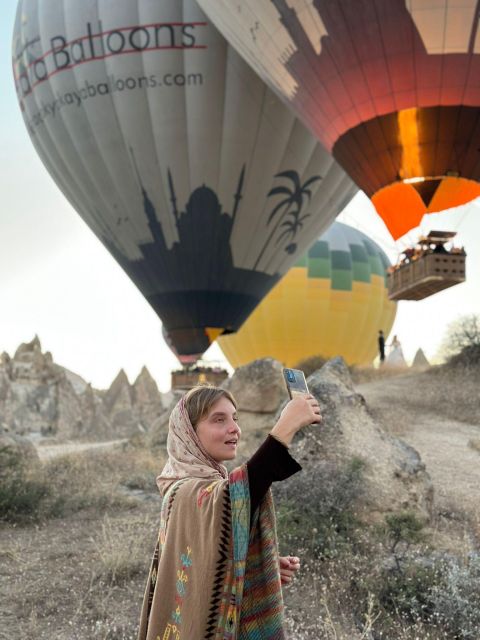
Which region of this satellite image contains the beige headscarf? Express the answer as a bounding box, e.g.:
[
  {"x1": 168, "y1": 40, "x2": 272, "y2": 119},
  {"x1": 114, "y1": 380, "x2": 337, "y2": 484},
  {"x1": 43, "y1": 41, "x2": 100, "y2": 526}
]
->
[{"x1": 156, "y1": 395, "x2": 228, "y2": 494}]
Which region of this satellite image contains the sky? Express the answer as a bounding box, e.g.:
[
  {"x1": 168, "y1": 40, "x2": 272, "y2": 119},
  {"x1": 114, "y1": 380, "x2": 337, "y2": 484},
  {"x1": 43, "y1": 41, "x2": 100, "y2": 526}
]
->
[{"x1": 1, "y1": 2, "x2": 479, "y2": 392}]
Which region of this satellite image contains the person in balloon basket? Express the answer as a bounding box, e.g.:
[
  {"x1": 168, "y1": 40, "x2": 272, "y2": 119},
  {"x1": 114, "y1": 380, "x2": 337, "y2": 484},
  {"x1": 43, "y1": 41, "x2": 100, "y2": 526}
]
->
[{"x1": 137, "y1": 385, "x2": 321, "y2": 639}]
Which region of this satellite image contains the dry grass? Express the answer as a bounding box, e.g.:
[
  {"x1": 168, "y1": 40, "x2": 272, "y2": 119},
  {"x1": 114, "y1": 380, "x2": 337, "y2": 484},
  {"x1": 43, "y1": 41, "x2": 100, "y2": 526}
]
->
[
  {"x1": 0, "y1": 446, "x2": 164, "y2": 640},
  {"x1": 1, "y1": 459, "x2": 477, "y2": 639},
  {"x1": 356, "y1": 366, "x2": 480, "y2": 432},
  {"x1": 92, "y1": 514, "x2": 150, "y2": 585},
  {"x1": 350, "y1": 365, "x2": 413, "y2": 386},
  {"x1": 1, "y1": 508, "x2": 160, "y2": 640},
  {"x1": 468, "y1": 439, "x2": 480, "y2": 454},
  {"x1": 283, "y1": 554, "x2": 452, "y2": 639},
  {"x1": 44, "y1": 445, "x2": 163, "y2": 499}
]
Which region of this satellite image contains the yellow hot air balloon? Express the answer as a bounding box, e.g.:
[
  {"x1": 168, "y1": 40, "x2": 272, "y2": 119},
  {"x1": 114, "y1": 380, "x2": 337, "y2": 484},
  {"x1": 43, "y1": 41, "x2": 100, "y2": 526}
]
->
[{"x1": 218, "y1": 222, "x2": 396, "y2": 367}]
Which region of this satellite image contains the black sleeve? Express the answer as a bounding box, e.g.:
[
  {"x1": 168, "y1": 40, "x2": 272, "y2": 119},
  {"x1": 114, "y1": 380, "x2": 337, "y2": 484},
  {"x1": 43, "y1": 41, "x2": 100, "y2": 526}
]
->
[{"x1": 246, "y1": 434, "x2": 302, "y2": 525}]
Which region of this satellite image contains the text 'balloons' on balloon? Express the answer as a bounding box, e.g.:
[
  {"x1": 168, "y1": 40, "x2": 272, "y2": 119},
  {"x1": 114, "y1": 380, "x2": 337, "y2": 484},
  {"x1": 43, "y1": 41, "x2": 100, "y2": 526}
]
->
[
  {"x1": 217, "y1": 221, "x2": 396, "y2": 368},
  {"x1": 12, "y1": 0, "x2": 357, "y2": 362},
  {"x1": 197, "y1": 0, "x2": 480, "y2": 240}
]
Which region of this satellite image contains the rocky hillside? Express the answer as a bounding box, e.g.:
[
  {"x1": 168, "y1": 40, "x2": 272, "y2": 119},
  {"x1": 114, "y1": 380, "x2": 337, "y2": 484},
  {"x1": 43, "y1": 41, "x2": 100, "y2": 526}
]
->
[{"x1": 0, "y1": 337, "x2": 167, "y2": 440}]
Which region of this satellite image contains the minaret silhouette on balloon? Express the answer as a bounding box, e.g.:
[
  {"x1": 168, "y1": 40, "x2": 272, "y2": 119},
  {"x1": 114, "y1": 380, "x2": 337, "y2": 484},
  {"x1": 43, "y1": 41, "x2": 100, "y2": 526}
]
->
[{"x1": 102, "y1": 154, "x2": 280, "y2": 358}]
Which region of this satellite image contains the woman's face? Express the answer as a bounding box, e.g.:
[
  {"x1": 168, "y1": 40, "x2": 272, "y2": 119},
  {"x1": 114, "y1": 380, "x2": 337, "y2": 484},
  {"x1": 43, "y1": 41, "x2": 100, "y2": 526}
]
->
[{"x1": 195, "y1": 396, "x2": 241, "y2": 463}]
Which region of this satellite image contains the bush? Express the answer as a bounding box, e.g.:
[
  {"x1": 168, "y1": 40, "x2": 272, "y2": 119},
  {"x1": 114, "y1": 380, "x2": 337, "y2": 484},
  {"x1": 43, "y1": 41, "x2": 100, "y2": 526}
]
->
[
  {"x1": 468, "y1": 439, "x2": 480, "y2": 454},
  {"x1": 375, "y1": 553, "x2": 480, "y2": 637},
  {"x1": 0, "y1": 446, "x2": 163, "y2": 524},
  {"x1": 42, "y1": 450, "x2": 131, "y2": 518},
  {"x1": 377, "y1": 560, "x2": 440, "y2": 622},
  {"x1": 123, "y1": 472, "x2": 158, "y2": 492},
  {"x1": 352, "y1": 546, "x2": 480, "y2": 638},
  {"x1": 430, "y1": 554, "x2": 480, "y2": 639},
  {"x1": 447, "y1": 344, "x2": 480, "y2": 368},
  {"x1": 274, "y1": 457, "x2": 365, "y2": 557},
  {"x1": 0, "y1": 446, "x2": 50, "y2": 523},
  {"x1": 384, "y1": 512, "x2": 426, "y2": 555},
  {"x1": 439, "y1": 314, "x2": 480, "y2": 364}
]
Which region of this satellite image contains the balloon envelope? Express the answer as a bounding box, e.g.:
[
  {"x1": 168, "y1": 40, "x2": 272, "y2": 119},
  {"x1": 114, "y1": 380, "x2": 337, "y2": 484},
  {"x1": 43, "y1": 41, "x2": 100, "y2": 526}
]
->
[
  {"x1": 197, "y1": 0, "x2": 480, "y2": 240},
  {"x1": 12, "y1": 0, "x2": 356, "y2": 360},
  {"x1": 218, "y1": 221, "x2": 396, "y2": 367}
]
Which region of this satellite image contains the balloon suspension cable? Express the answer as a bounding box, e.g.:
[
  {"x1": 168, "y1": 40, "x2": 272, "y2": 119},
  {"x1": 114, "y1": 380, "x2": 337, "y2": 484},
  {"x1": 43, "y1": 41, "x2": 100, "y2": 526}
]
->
[
  {"x1": 416, "y1": 202, "x2": 472, "y2": 251},
  {"x1": 340, "y1": 210, "x2": 398, "y2": 255},
  {"x1": 453, "y1": 201, "x2": 475, "y2": 234},
  {"x1": 400, "y1": 229, "x2": 419, "y2": 249}
]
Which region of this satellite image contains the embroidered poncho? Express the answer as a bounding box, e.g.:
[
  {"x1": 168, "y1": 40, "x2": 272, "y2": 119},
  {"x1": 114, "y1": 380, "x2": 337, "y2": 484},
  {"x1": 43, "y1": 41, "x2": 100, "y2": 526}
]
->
[{"x1": 137, "y1": 397, "x2": 287, "y2": 640}]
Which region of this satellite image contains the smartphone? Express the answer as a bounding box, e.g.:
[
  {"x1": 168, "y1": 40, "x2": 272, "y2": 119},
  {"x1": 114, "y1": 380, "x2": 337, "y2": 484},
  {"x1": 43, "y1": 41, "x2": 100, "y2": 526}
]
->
[{"x1": 283, "y1": 368, "x2": 310, "y2": 399}]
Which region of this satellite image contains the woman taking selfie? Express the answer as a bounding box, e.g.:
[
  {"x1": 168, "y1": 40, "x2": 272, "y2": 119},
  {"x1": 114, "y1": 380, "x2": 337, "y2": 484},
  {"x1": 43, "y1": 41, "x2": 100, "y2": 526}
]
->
[{"x1": 137, "y1": 384, "x2": 321, "y2": 640}]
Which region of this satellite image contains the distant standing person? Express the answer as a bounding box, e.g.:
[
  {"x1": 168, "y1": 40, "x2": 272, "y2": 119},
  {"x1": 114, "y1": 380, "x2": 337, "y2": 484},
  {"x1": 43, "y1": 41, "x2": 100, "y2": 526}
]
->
[
  {"x1": 378, "y1": 330, "x2": 385, "y2": 363},
  {"x1": 385, "y1": 335, "x2": 407, "y2": 368}
]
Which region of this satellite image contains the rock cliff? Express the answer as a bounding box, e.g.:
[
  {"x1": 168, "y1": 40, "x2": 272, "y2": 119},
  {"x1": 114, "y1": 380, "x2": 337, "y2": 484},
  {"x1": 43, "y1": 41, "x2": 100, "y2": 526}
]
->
[{"x1": 0, "y1": 337, "x2": 166, "y2": 440}]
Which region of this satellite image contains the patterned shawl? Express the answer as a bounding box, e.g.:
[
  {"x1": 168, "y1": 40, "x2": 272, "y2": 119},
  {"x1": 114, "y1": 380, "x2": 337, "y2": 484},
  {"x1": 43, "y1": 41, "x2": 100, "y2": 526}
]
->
[{"x1": 137, "y1": 397, "x2": 287, "y2": 640}]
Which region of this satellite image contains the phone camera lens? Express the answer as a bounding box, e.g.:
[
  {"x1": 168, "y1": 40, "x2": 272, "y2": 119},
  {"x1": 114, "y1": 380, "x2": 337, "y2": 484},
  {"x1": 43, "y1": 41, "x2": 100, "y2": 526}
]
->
[{"x1": 287, "y1": 370, "x2": 296, "y2": 383}]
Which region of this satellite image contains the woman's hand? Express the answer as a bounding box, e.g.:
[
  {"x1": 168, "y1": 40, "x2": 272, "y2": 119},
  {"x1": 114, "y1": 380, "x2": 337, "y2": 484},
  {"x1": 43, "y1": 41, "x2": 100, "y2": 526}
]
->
[
  {"x1": 280, "y1": 394, "x2": 321, "y2": 429},
  {"x1": 279, "y1": 555, "x2": 300, "y2": 585},
  {"x1": 270, "y1": 394, "x2": 322, "y2": 446}
]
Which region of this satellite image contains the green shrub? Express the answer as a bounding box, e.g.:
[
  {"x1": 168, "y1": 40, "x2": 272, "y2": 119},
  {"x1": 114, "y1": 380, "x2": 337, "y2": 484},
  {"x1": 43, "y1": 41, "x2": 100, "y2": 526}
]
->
[
  {"x1": 430, "y1": 554, "x2": 480, "y2": 639},
  {"x1": 384, "y1": 512, "x2": 427, "y2": 555},
  {"x1": 274, "y1": 457, "x2": 365, "y2": 557},
  {"x1": 0, "y1": 446, "x2": 160, "y2": 523},
  {"x1": 447, "y1": 344, "x2": 480, "y2": 368},
  {"x1": 377, "y1": 561, "x2": 440, "y2": 622},
  {"x1": 372, "y1": 553, "x2": 480, "y2": 637},
  {"x1": 0, "y1": 446, "x2": 50, "y2": 523}
]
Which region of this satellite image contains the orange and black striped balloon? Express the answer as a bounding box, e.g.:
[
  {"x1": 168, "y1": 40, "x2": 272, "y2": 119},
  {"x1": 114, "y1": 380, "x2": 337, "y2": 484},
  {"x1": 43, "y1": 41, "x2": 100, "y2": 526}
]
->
[{"x1": 198, "y1": 0, "x2": 480, "y2": 239}]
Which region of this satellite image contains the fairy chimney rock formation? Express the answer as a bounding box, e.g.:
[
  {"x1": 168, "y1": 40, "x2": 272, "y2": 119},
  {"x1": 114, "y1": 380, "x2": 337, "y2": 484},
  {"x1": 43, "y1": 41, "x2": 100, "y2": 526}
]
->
[
  {"x1": 104, "y1": 369, "x2": 133, "y2": 412},
  {"x1": 412, "y1": 348, "x2": 430, "y2": 368},
  {"x1": 225, "y1": 356, "x2": 433, "y2": 520},
  {"x1": 0, "y1": 336, "x2": 76, "y2": 436},
  {"x1": 222, "y1": 358, "x2": 285, "y2": 413},
  {"x1": 133, "y1": 366, "x2": 160, "y2": 404},
  {"x1": 0, "y1": 338, "x2": 166, "y2": 440},
  {"x1": 292, "y1": 357, "x2": 433, "y2": 521},
  {"x1": 133, "y1": 366, "x2": 166, "y2": 431}
]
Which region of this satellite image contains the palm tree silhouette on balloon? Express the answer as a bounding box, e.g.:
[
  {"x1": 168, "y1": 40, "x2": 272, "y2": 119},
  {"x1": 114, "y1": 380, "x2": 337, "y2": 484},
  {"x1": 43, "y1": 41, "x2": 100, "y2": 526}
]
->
[{"x1": 254, "y1": 170, "x2": 321, "y2": 270}]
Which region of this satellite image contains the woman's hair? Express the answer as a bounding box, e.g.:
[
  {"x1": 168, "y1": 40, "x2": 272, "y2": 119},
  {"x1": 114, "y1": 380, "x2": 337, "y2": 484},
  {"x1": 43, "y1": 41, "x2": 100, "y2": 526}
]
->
[{"x1": 184, "y1": 385, "x2": 237, "y2": 429}]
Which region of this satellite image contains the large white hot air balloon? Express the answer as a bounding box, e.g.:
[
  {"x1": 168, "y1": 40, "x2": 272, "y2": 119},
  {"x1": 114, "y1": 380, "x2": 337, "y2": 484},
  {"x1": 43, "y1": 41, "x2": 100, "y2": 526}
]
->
[{"x1": 12, "y1": 0, "x2": 356, "y2": 362}]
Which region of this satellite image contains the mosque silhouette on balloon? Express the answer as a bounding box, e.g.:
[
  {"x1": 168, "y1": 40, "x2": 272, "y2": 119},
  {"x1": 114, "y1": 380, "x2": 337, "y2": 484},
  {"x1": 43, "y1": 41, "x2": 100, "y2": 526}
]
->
[{"x1": 105, "y1": 163, "x2": 284, "y2": 357}]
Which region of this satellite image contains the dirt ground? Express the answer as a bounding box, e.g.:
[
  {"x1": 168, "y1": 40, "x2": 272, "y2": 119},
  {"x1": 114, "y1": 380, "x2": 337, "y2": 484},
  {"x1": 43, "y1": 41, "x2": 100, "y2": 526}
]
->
[
  {"x1": 0, "y1": 496, "x2": 160, "y2": 640},
  {"x1": 36, "y1": 439, "x2": 129, "y2": 461},
  {"x1": 357, "y1": 368, "x2": 480, "y2": 518}
]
